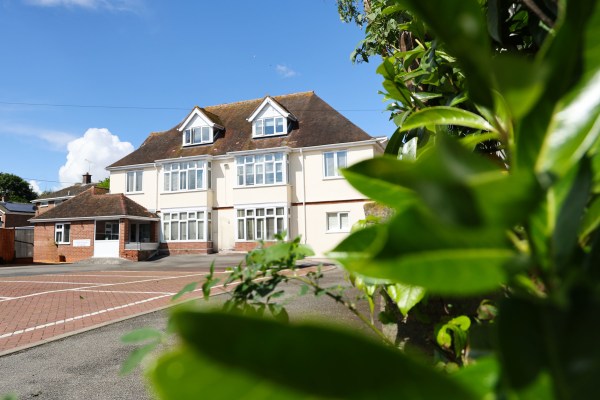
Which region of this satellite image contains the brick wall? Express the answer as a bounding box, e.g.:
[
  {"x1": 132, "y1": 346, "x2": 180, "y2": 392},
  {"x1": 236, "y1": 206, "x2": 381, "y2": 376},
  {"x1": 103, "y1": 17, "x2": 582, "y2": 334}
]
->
[
  {"x1": 159, "y1": 241, "x2": 214, "y2": 255},
  {"x1": 234, "y1": 241, "x2": 277, "y2": 252},
  {"x1": 5, "y1": 214, "x2": 33, "y2": 228},
  {"x1": 34, "y1": 221, "x2": 95, "y2": 263}
]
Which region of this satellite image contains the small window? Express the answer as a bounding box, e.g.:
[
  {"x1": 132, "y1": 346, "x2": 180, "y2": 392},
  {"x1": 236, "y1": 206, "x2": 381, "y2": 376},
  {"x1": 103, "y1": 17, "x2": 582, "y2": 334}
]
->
[
  {"x1": 253, "y1": 117, "x2": 287, "y2": 137},
  {"x1": 326, "y1": 212, "x2": 350, "y2": 232},
  {"x1": 126, "y1": 170, "x2": 143, "y2": 193},
  {"x1": 55, "y1": 223, "x2": 71, "y2": 244},
  {"x1": 323, "y1": 151, "x2": 348, "y2": 178},
  {"x1": 184, "y1": 126, "x2": 213, "y2": 146}
]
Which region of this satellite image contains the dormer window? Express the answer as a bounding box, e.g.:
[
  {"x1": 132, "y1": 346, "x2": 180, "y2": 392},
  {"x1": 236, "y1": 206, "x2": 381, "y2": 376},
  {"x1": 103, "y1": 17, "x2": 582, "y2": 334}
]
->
[
  {"x1": 184, "y1": 126, "x2": 212, "y2": 145},
  {"x1": 248, "y1": 96, "x2": 297, "y2": 139},
  {"x1": 254, "y1": 117, "x2": 286, "y2": 137},
  {"x1": 178, "y1": 106, "x2": 223, "y2": 147}
]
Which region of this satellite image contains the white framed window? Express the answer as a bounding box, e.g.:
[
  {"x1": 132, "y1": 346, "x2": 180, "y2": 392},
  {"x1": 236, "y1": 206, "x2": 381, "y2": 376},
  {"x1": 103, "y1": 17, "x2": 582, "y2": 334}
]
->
[
  {"x1": 323, "y1": 151, "x2": 348, "y2": 178},
  {"x1": 253, "y1": 117, "x2": 286, "y2": 137},
  {"x1": 55, "y1": 223, "x2": 71, "y2": 244},
  {"x1": 183, "y1": 126, "x2": 212, "y2": 146},
  {"x1": 163, "y1": 160, "x2": 211, "y2": 192},
  {"x1": 326, "y1": 212, "x2": 350, "y2": 232},
  {"x1": 126, "y1": 170, "x2": 143, "y2": 193},
  {"x1": 236, "y1": 206, "x2": 287, "y2": 241},
  {"x1": 236, "y1": 153, "x2": 286, "y2": 186},
  {"x1": 40, "y1": 201, "x2": 49, "y2": 208},
  {"x1": 162, "y1": 209, "x2": 211, "y2": 242}
]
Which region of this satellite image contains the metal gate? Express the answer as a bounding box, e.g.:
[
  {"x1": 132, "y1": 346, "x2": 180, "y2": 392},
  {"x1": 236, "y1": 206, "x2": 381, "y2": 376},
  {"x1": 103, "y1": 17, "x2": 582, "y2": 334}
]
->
[{"x1": 15, "y1": 227, "x2": 34, "y2": 259}]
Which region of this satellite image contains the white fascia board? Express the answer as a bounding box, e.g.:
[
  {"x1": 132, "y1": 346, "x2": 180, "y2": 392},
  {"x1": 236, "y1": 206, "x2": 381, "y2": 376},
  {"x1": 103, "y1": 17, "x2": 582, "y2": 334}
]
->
[
  {"x1": 106, "y1": 163, "x2": 156, "y2": 172},
  {"x1": 177, "y1": 107, "x2": 224, "y2": 132},
  {"x1": 32, "y1": 215, "x2": 160, "y2": 223},
  {"x1": 154, "y1": 154, "x2": 214, "y2": 165},
  {"x1": 33, "y1": 195, "x2": 73, "y2": 203},
  {"x1": 246, "y1": 97, "x2": 296, "y2": 122},
  {"x1": 160, "y1": 206, "x2": 210, "y2": 213},
  {"x1": 233, "y1": 202, "x2": 288, "y2": 209},
  {"x1": 227, "y1": 146, "x2": 292, "y2": 156},
  {"x1": 290, "y1": 138, "x2": 383, "y2": 153}
]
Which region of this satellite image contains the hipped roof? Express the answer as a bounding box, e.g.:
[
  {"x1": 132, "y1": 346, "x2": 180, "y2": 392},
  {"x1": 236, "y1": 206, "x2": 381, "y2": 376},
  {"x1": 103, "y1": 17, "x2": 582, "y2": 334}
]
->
[
  {"x1": 30, "y1": 187, "x2": 158, "y2": 222},
  {"x1": 108, "y1": 91, "x2": 374, "y2": 168}
]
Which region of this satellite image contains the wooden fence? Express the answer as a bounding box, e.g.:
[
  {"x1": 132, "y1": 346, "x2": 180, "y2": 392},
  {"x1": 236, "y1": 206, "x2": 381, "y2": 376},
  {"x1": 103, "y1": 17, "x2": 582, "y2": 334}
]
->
[{"x1": 0, "y1": 228, "x2": 15, "y2": 263}]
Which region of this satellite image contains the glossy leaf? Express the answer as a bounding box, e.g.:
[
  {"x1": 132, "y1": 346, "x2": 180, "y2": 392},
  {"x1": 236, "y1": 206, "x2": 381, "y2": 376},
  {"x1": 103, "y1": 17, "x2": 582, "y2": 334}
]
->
[
  {"x1": 385, "y1": 283, "x2": 426, "y2": 316},
  {"x1": 580, "y1": 195, "x2": 600, "y2": 240},
  {"x1": 452, "y1": 357, "x2": 499, "y2": 399},
  {"x1": 171, "y1": 282, "x2": 197, "y2": 301},
  {"x1": 399, "y1": 106, "x2": 495, "y2": 132},
  {"x1": 400, "y1": 0, "x2": 493, "y2": 107},
  {"x1": 156, "y1": 310, "x2": 477, "y2": 400}
]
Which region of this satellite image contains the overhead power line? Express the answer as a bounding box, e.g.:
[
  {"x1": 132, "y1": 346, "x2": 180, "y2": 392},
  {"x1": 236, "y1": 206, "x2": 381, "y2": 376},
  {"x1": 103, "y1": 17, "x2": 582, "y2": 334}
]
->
[{"x1": 0, "y1": 100, "x2": 382, "y2": 112}]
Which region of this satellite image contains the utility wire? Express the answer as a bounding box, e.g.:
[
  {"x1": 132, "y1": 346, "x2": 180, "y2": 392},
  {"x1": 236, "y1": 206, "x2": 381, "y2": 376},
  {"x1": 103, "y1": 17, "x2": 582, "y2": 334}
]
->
[{"x1": 0, "y1": 100, "x2": 382, "y2": 112}]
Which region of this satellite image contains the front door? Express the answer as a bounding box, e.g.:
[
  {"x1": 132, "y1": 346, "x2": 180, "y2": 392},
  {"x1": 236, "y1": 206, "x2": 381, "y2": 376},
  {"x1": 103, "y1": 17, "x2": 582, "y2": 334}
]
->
[{"x1": 93, "y1": 220, "x2": 120, "y2": 258}]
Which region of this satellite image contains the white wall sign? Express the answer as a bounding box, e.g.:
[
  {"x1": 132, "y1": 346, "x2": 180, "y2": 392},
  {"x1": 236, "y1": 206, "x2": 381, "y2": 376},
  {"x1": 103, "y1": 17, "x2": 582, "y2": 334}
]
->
[{"x1": 73, "y1": 239, "x2": 91, "y2": 247}]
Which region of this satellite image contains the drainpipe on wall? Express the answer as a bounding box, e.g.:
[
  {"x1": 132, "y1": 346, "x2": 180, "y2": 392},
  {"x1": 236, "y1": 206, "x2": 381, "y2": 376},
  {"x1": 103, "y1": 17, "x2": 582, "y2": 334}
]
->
[{"x1": 300, "y1": 148, "x2": 307, "y2": 244}]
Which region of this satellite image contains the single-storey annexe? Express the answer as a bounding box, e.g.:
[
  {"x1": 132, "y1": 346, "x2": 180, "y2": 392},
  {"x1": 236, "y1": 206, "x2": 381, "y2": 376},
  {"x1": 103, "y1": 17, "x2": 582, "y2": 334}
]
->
[{"x1": 30, "y1": 186, "x2": 160, "y2": 263}]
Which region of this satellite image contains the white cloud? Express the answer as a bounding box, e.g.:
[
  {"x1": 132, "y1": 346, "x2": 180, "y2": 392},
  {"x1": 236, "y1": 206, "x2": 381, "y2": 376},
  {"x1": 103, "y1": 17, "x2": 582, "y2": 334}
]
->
[
  {"x1": 58, "y1": 128, "x2": 134, "y2": 187},
  {"x1": 24, "y1": 0, "x2": 143, "y2": 12},
  {"x1": 275, "y1": 64, "x2": 298, "y2": 78},
  {"x1": 28, "y1": 180, "x2": 42, "y2": 194},
  {"x1": 0, "y1": 122, "x2": 76, "y2": 150}
]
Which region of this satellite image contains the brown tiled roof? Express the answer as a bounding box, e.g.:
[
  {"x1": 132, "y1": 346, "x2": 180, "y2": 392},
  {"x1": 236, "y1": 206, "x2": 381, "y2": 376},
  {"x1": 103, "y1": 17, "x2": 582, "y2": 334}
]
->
[
  {"x1": 30, "y1": 187, "x2": 158, "y2": 222},
  {"x1": 36, "y1": 183, "x2": 95, "y2": 201},
  {"x1": 108, "y1": 92, "x2": 373, "y2": 168}
]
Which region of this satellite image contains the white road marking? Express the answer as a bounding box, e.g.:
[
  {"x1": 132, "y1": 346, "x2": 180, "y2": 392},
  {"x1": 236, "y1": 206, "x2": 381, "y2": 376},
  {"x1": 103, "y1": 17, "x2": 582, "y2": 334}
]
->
[
  {"x1": 74, "y1": 289, "x2": 176, "y2": 295},
  {"x1": 0, "y1": 281, "x2": 113, "y2": 285},
  {"x1": 0, "y1": 272, "x2": 208, "y2": 303}
]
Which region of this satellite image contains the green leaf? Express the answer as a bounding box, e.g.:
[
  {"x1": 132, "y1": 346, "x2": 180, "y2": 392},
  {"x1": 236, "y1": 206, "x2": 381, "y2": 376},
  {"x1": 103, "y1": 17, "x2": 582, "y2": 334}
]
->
[
  {"x1": 172, "y1": 282, "x2": 197, "y2": 301},
  {"x1": 150, "y1": 348, "x2": 307, "y2": 400},
  {"x1": 453, "y1": 357, "x2": 499, "y2": 399},
  {"x1": 580, "y1": 195, "x2": 600, "y2": 240},
  {"x1": 156, "y1": 310, "x2": 477, "y2": 400},
  {"x1": 492, "y1": 54, "x2": 547, "y2": 119},
  {"x1": 121, "y1": 341, "x2": 159, "y2": 375},
  {"x1": 553, "y1": 156, "x2": 593, "y2": 270},
  {"x1": 399, "y1": 106, "x2": 495, "y2": 132},
  {"x1": 400, "y1": 0, "x2": 494, "y2": 107},
  {"x1": 342, "y1": 158, "x2": 418, "y2": 211},
  {"x1": 460, "y1": 132, "x2": 501, "y2": 151},
  {"x1": 385, "y1": 283, "x2": 426, "y2": 316},
  {"x1": 121, "y1": 328, "x2": 162, "y2": 343},
  {"x1": 332, "y1": 210, "x2": 518, "y2": 295}
]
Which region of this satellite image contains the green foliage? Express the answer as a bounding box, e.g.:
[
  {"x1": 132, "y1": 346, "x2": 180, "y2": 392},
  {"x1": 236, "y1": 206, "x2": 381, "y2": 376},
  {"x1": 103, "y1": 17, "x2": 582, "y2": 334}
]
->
[
  {"x1": 144, "y1": 1, "x2": 600, "y2": 399},
  {"x1": 96, "y1": 177, "x2": 110, "y2": 189},
  {"x1": 0, "y1": 172, "x2": 37, "y2": 202}
]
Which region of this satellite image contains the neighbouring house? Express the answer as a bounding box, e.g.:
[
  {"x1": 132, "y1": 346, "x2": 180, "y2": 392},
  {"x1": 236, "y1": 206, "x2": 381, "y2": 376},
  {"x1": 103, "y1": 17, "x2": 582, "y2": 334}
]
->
[
  {"x1": 105, "y1": 91, "x2": 386, "y2": 256},
  {"x1": 30, "y1": 186, "x2": 160, "y2": 263},
  {"x1": 0, "y1": 199, "x2": 35, "y2": 228},
  {"x1": 31, "y1": 173, "x2": 95, "y2": 216}
]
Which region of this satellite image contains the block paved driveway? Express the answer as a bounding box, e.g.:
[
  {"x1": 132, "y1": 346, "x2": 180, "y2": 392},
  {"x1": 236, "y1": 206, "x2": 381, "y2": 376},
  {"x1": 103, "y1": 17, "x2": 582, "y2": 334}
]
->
[{"x1": 0, "y1": 254, "x2": 331, "y2": 355}]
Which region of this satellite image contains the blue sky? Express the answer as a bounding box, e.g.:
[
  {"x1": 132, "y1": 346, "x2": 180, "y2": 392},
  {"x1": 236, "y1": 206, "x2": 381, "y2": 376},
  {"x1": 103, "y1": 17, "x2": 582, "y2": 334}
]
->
[{"x1": 0, "y1": 0, "x2": 395, "y2": 193}]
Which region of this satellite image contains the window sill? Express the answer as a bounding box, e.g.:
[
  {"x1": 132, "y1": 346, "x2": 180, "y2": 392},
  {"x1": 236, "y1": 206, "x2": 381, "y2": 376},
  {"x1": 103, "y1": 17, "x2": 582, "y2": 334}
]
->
[
  {"x1": 126, "y1": 191, "x2": 144, "y2": 195},
  {"x1": 326, "y1": 230, "x2": 350, "y2": 234},
  {"x1": 161, "y1": 189, "x2": 210, "y2": 194},
  {"x1": 234, "y1": 183, "x2": 289, "y2": 189},
  {"x1": 323, "y1": 176, "x2": 345, "y2": 181}
]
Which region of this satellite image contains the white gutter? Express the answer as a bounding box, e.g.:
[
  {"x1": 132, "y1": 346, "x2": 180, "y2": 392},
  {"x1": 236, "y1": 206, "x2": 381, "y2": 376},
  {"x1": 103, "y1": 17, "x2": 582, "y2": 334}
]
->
[{"x1": 31, "y1": 215, "x2": 160, "y2": 223}]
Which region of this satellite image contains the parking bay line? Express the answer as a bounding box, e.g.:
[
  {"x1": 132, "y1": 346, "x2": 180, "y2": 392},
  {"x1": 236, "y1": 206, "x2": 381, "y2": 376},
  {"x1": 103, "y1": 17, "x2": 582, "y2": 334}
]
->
[{"x1": 0, "y1": 272, "x2": 211, "y2": 303}]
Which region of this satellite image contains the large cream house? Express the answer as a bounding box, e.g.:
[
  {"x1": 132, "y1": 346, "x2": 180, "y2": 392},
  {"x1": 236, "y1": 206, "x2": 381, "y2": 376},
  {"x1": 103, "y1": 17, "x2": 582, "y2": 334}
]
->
[{"x1": 104, "y1": 91, "x2": 385, "y2": 256}]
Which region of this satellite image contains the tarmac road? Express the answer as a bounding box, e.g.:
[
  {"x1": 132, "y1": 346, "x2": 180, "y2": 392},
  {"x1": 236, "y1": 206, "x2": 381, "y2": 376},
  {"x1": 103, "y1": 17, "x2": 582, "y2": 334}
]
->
[{"x1": 0, "y1": 260, "x2": 371, "y2": 400}]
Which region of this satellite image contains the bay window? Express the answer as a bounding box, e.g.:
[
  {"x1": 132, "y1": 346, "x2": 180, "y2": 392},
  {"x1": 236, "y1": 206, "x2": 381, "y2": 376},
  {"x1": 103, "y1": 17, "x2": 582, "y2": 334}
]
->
[
  {"x1": 162, "y1": 210, "x2": 211, "y2": 242},
  {"x1": 236, "y1": 153, "x2": 286, "y2": 186},
  {"x1": 163, "y1": 160, "x2": 211, "y2": 192},
  {"x1": 237, "y1": 206, "x2": 287, "y2": 241}
]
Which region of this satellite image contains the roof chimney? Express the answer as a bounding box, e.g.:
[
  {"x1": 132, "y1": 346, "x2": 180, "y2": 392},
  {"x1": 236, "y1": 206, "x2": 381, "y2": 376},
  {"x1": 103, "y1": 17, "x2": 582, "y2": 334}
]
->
[{"x1": 82, "y1": 173, "x2": 92, "y2": 184}]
